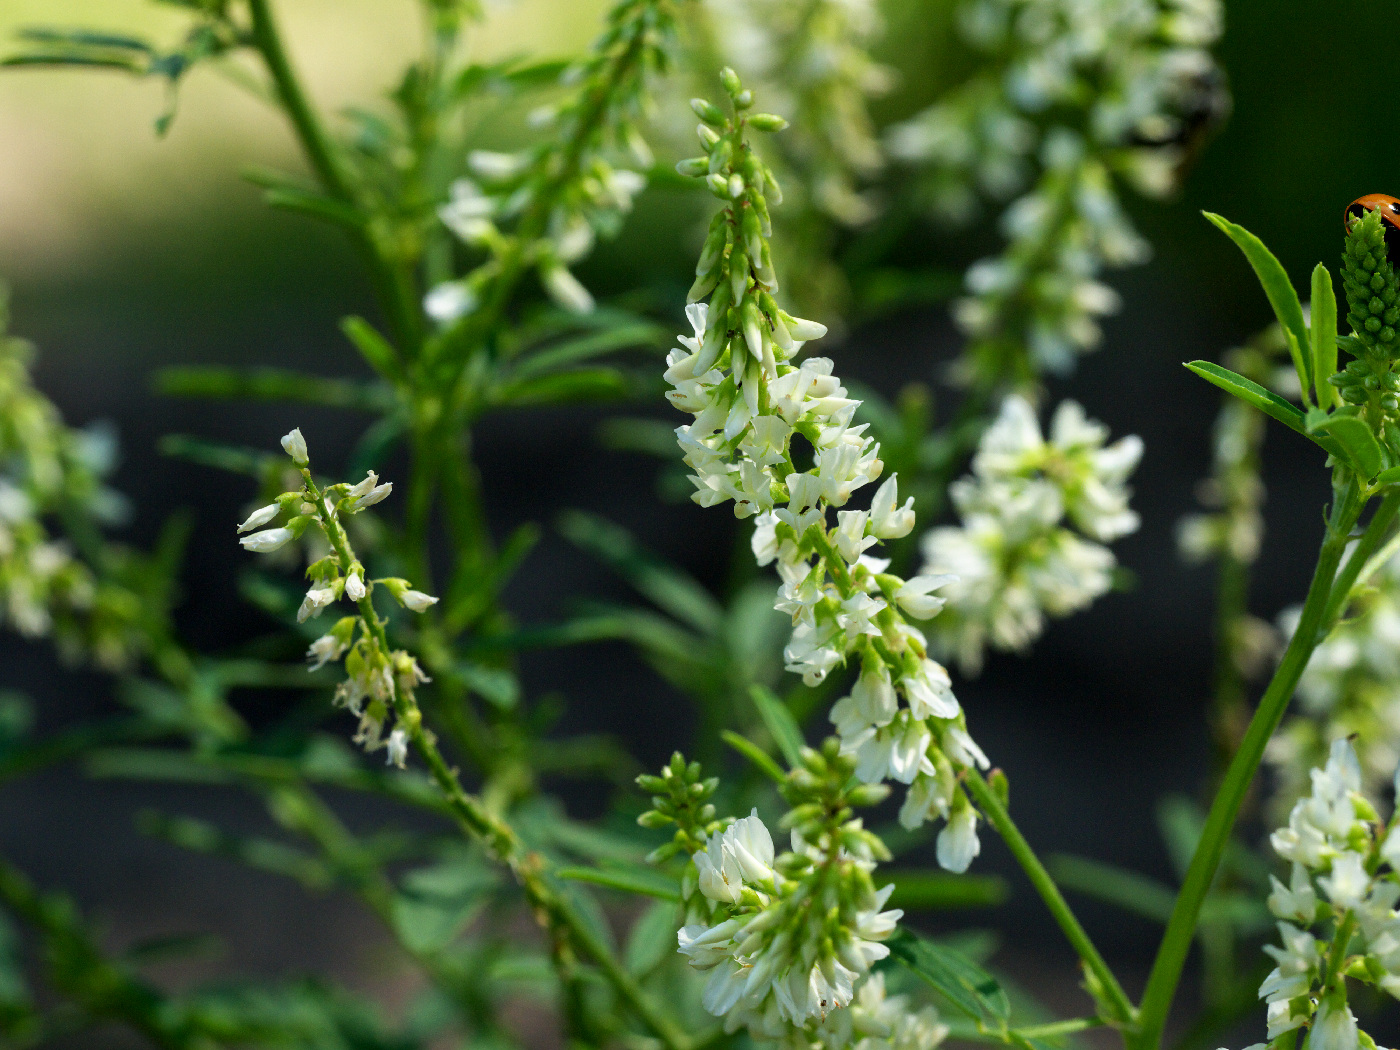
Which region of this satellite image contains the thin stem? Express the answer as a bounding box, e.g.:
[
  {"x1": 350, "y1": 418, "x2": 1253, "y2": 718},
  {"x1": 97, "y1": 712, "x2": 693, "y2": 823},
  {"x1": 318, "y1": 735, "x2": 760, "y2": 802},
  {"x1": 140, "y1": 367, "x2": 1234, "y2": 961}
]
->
[
  {"x1": 1322, "y1": 910, "x2": 1355, "y2": 989},
  {"x1": 1131, "y1": 477, "x2": 1368, "y2": 1050},
  {"x1": 963, "y1": 769, "x2": 1136, "y2": 1026},
  {"x1": 1319, "y1": 488, "x2": 1400, "y2": 631},
  {"x1": 245, "y1": 0, "x2": 422, "y2": 355},
  {"x1": 302, "y1": 471, "x2": 690, "y2": 1050}
]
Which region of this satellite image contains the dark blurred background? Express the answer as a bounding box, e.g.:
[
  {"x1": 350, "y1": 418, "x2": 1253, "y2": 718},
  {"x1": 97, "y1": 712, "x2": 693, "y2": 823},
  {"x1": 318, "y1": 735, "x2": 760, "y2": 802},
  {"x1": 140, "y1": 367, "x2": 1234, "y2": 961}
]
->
[{"x1": 1, "y1": 0, "x2": 1396, "y2": 1044}]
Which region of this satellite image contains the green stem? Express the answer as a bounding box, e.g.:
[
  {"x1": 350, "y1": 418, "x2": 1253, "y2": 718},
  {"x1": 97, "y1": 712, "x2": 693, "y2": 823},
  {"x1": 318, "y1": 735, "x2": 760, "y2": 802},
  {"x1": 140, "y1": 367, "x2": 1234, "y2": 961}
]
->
[
  {"x1": 246, "y1": 0, "x2": 421, "y2": 355},
  {"x1": 302, "y1": 471, "x2": 690, "y2": 1050},
  {"x1": 1319, "y1": 488, "x2": 1400, "y2": 630},
  {"x1": 1131, "y1": 477, "x2": 1367, "y2": 1050},
  {"x1": 963, "y1": 769, "x2": 1136, "y2": 1026},
  {"x1": 1322, "y1": 910, "x2": 1355, "y2": 989}
]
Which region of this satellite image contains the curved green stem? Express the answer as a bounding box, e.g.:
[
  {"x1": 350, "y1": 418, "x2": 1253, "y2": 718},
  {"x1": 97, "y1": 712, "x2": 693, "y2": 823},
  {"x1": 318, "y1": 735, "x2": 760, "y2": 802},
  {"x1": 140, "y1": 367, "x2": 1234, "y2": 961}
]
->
[
  {"x1": 963, "y1": 769, "x2": 1136, "y2": 1026},
  {"x1": 302, "y1": 470, "x2": 691, "y2": 1050},
  {"x1": 1319, "y1": 488, "x2": 1400, "y2": 630},
  {"x1": 246, "y1": 0, "x2": 421, "y2": 356},
  {"x1": 1131, "y1": 476, "x2": 1368, "y2": 1050}
]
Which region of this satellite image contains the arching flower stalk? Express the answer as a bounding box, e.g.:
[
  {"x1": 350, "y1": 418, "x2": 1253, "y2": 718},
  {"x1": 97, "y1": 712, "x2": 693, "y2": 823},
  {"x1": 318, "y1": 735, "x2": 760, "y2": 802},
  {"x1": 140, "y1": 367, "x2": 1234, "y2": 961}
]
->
[
  {"x1": 663, "y1": 69, "x2": 988, "y2": 867},
  {"x1": 920, "y1": 393, "x2": 1142, "y2": 674},
  {"x1": 237, "y1": 428, "x2": 436, "y2": 766}
]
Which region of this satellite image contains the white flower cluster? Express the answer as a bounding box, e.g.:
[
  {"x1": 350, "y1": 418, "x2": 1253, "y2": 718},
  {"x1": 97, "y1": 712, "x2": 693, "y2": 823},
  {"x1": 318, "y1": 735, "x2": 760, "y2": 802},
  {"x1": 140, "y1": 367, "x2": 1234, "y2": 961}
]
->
[
  {"x1": 237, "y1": 428, "x2": 437, "y2": 768},
  {"x1": 703, "y1": 0, "x2": 890, "y2": 228},
  {"x1": 0, "y1": 307, "x2": 143, "y2": 669},
  {"x1": 920, "y1": 395, "x2": 1142, "y2": 673},
  {"x1": 666, "y1": 86, "x2": 991, "y2": 867},
  {"x1": 887, "y1": 0, "x2": 1223, "y2": 379},
  {"x1": 1253, "y1": 739, "x2": 1400, "y2": 1049},
  {"x1": 427, "y1": 0, "x2": 675, "y2": 321},
  {"x1": 1267, "y1": 551, "x2": 1400, "y2": 822},
  {"x1": 678, "y1": 808, "x2": 940, "y2": 1050}
]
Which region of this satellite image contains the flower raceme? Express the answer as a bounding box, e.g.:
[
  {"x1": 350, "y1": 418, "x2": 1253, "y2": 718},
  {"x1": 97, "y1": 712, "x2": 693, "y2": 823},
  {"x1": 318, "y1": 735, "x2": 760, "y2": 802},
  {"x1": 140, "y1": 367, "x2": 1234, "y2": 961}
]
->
[
  {"x1": 1251, "y1": 739, "x2": 1400, "y2": 1049},
  {"x1": 662, "y1": 71, "x2": 987, "y2": 869},
  {"x1": 655, "y1": 744, "x2": 944, "y2": 1050},
  {"x1": 920, "y1": 394, "x2": 1143, "y2": 673},
  {"x1": 236, "y1": 428, "x2": 437, "y2": 766}
]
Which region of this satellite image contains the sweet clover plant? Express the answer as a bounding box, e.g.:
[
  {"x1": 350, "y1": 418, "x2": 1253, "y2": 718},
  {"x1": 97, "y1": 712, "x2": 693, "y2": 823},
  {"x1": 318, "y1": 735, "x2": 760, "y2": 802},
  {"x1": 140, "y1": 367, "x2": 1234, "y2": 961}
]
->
[{"x1": 6, "y1": 1, "x2": 1400, "y2": 1049}]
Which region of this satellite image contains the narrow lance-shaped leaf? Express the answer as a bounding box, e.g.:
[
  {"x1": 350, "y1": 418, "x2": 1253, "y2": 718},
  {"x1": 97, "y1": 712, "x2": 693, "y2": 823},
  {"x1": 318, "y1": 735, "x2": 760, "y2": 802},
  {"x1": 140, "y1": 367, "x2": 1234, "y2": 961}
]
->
[
  {"x1": 1308, "y1": 411, "x2": 1384, "y2": 479},
  {"x1": 1204, "y1": 212, "x2": 1313, "y2": 403},
  {"x1": 1184, "y1": 362, "x2": 1349, "y2": 464},
  {"x1": 1312, "y1": 263, "x2": 1338, "y2": 409},
  {"x1": 887, "y1": 928, "x2": 1011, "y2": 1022},
  {"x1": 749, "y1": 685, "x2": 804, "y2": 768}
]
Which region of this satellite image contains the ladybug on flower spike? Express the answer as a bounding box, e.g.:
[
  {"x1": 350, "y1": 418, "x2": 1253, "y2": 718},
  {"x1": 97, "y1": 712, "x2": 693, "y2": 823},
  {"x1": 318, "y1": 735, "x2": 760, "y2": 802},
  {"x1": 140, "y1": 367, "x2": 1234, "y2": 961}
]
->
[{"x1": 1347, "y1": 194, "x2": 1400, "y2": 262}]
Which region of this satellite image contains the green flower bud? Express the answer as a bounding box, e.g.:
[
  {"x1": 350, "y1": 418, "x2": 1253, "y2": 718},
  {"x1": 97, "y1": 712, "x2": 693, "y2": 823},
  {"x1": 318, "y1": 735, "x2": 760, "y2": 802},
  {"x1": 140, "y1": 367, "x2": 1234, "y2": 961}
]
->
[
  {"x1": 690, "y1": 97, "x2": 726, "y2": 127},
  {"x1": 1343, "y1": 208, "x2": 1400, "y2": 361},
  {"x1": 675, "y1": 156, "x2": 709, "y2": 178},
  {"x1": 747, "y1": 112, "x2": 789, "y2": 133}
]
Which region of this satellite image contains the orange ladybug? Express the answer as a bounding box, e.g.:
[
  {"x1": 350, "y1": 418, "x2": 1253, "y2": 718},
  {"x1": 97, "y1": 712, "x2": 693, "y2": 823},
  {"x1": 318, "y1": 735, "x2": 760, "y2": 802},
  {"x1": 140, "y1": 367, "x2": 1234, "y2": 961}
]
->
[{"x1": 1346, "y1": 194, "x2": 1400, "y2": 261}]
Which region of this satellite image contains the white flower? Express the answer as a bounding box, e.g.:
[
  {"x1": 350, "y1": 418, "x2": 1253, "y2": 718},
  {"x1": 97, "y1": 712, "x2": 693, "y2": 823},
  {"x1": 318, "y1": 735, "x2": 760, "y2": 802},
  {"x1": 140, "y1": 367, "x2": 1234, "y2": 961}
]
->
[
  {"x1": 1267, "y1": 863, "x2": 1317, "y2": 923},
  {"x1": 349, "y1": 482, "x2": 393, "y2": 512},
  {"x1": 541, "y1": 262, "x2": 595, "y2": 313},
  {"x1": 345, "y1": 572, "x2": 366, "y2": 602},
  {"x1": 903, "y1": 659, "x2": 959, "y2": 721},
  {"x1": 1310, "y1": 996, "x2": 1359, "y2": 1050},
  {"x1": 385, "y1": 728, "x2": 409, "y2": 769},
  {"x1": 870, "y1": 475, "x2": 915, "y2": 539},
  {"x1": 236, "y1": 503, "x2": 280, "y2": 534},
  {"x1": 897, "y1": 574, "x2": 954, "y2": 619},
  {"x1": 936, "y1": 805, "x2": 980, "y2": 873},
  {"x1": 239, "y1": 527, "x2": 295, "y2": 553},
  {"x1": 281, "y1": 428, "x2": 308, "y2": 466},
  {"x1": 306, "y1": 632, "x2": 350, "y2": 671},
  {"x1": 400, "y1": 589, "x2": 440, "y2": 613},
  {"x1": 297, "y1": 586, "x2": 337, "y2": 623},
  {"x1": 424, "y1": 281, "x2": 477, "y2": 323},
  {"x1": 693, "y1": 809, "x2": 775, "y2": 903},
  {"x1": 1320, "y1": 851, "x2": 1370, "y2": 910}
]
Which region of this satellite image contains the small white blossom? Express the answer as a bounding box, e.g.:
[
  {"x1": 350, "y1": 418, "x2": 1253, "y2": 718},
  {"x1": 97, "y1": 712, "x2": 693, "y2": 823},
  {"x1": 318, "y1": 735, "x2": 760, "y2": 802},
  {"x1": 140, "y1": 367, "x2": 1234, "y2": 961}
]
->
[
  {"x1": 239, "y1": 527, "x2": 295, "y2": 554},
  {"x1": 400, "y1": 589, "x2": 440, "y2": 613},
  {"x1": 236, "y1": 503, "x2": 280, "y2": 534},
  {"x1": 344, "y1": 571, "x2": 366, "y2": 602},
  {"x1": 385, "y1": 728, "x2": 409, "y2": 769},
  {"x1": 297, "y1": 585, "x2": 337, "y2": 623},
  {"x1": 281, "y1": 428, "x2": 308, "y2": 466}
]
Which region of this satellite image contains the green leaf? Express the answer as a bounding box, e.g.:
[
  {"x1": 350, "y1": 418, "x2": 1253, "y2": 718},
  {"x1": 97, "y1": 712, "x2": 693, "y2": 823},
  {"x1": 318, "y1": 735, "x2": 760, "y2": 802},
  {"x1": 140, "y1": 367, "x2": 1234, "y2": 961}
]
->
[
  {"x1": 156, "y1": 366, "x2": 391, "y2": 412},
  {"x1": 391, "y1": 895, "x2": 482, "y2": 954},
  {"x1": 341, "y1": 316, "x2": 404, "y2": 383},
  {"x1": 721, "y1": 730, "x2": 786, "y2": 784},
  {"x1": 510, "y1": 322, "x2": 668, "y2": 380},
  {"x1": 1184, "y1": 363, "x2": 1346, "y2": 461},
  {"x1": 263, "y1": 186, "x2": 365, "y2": 233},
  {"x1": 1309, "y1": 411, "x2": 1383, "y2": 479},
  {"x1": 493, "y1": 368, "x2": 631, "y2": 406},
  {"x1": 157, "y1": 434, "x2": 267, "y2": 476},
  {"x1": 750, "y1": 686, "x2": 804, "y2": 769},
  {"x1": 555, "y1": 865, "x2": 680, "y2": 901},
  {"x1": 625, "y1": 899, "x2": 680, "y2": 976},
  {"x1": 1204, "y1": 212, "x2": 1313, "y2": 399},
  {"x1": 122, "y1": 932, "x2": 222, "y2": 965},
  {"x1": 1312, "y1": 264, "x2": 1339, "y2": 409},
  {"x1": 1048, "y1": 854, "x2": 1177, "y2": 924},
  {"x1": 558, "y1": 511, "x2": 722, "y2": 634},
  {"x1": 882, "y1": 871, "x2": 1010, "y2": 911},
  {"x1": 888, "y1": 928, "x2": 1010, "y2": 1022},
  {"x1": 1376, "y1": 465, "x2": 1400, "y2": 487}
]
